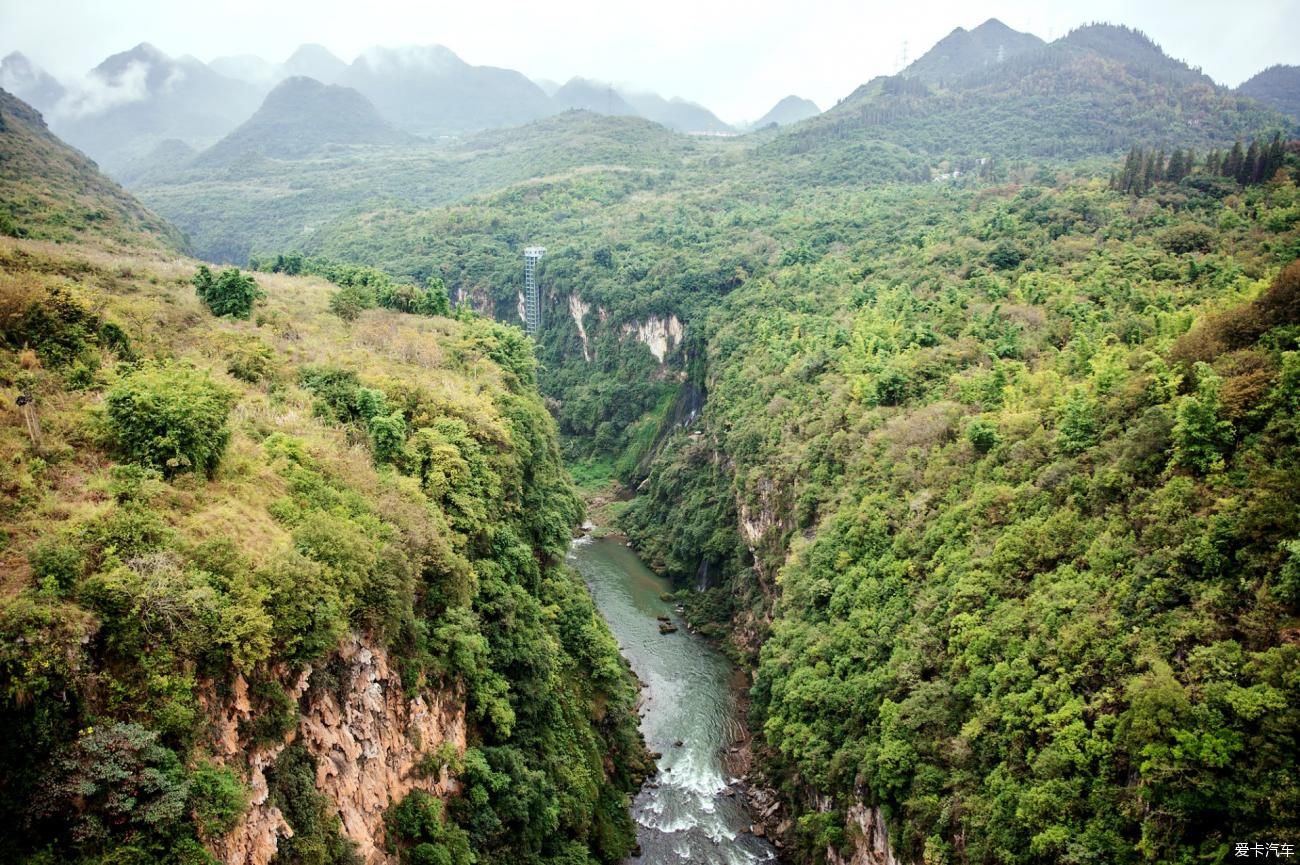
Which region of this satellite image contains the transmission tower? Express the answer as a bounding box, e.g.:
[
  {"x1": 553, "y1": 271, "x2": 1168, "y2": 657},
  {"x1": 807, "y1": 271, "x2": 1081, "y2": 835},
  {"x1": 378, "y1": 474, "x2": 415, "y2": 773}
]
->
[{"x1": 524, "y1": 246, "x2": 545, "y2": 334}]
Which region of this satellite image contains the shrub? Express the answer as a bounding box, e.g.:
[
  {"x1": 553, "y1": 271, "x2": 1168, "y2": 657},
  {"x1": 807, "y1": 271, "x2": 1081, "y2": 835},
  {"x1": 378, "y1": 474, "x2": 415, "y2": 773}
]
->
[
  {"x1": 329, "y1": 285, "x2": 375, "y2": 322},
  {"x1": 193, "y1": 266, "x2": 263, "y2": 319},
  {"x1": 966, "y1": 417, "x2": 1000, "y2": 453},
  {"x1": 385, "y1": 791, "x2": 476, "y2": 865},
  {"x1": 29, "y1": 540, "x2": 84, "y2": 593},
  {"x1": 1158, "y1": 223, "x2": 1215, "y2": 254},
  {"x1": 30, "y1": 723, "x2": 190, "y2": 848},
  {"x1": 238, "y1": 678, "x2": 299, "y2": 747},
  {"x1": 188, "y1": 763, "x2": 248, "y2": 838},
  {"x1": 104, "y1": 363, "x2": 235, "y2": 478},
  {"x1": 225, "y1": 336, "x2": 276, "y2": 384}
]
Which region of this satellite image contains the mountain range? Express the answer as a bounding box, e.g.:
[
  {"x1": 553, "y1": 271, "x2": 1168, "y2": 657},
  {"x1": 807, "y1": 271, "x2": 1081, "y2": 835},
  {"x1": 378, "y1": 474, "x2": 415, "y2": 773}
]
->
[{"x1": 1, "y1": 42, "x2": 754, "y2": 176}]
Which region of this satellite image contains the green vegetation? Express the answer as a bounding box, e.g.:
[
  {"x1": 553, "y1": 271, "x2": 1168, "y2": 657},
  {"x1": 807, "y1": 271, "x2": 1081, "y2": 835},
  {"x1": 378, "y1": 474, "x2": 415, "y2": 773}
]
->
[
  {"x1": 0, "y1": 89, "x2": 182, "y2": 249},
  {"x1": 0, "y1": 186, "x2": 646, "y2": 863},
  {"x1": 193, "y1": 265, "x2": 264, "y2": 318},
  {"x1": 618, "y1": 161, "x2": 1300, "y2": 862},
  {"x1": 6, "y1": 16, "x2": 1300, "y2": 865}
]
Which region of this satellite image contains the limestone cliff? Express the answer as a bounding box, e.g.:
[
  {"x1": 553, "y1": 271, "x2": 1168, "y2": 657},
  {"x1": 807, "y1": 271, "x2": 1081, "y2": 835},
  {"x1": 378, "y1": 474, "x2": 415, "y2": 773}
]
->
[{"x1": 202, "y1": 636, "x2": 467, "y2": 865}]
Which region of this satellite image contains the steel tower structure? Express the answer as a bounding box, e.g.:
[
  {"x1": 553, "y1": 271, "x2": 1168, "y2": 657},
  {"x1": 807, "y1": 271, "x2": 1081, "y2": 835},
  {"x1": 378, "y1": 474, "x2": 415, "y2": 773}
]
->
[{"x1": 523, "y1": 246, "x2": 545, "y2": 334}]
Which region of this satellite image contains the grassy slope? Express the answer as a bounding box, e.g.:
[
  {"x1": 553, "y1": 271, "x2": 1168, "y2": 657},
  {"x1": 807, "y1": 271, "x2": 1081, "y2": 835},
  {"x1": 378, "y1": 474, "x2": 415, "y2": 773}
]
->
[{"x1": 0, "y1": 88, "x2": 183, "y2": 249}]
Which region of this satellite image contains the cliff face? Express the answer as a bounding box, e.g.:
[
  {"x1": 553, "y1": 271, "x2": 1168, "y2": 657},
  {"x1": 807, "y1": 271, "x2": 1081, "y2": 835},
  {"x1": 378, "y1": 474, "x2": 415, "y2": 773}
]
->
[
  {"x1": 826, "y1": 803, "x2": 900, "y2": 865},
  {"x1": 203, "y1": 636, "x2": 467, "y2": 865}
]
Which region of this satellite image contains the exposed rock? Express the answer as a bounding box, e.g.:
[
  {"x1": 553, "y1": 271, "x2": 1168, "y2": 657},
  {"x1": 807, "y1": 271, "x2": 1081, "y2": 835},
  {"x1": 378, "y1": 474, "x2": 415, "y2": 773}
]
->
[
  {"x1": 621, "y1": 314, "x2": 683, "y2": 363},
  {"x1": 825, "y1": 802, "x2": 900, "y2": 865},
  {"x1": 570, "y1": 294, "x2": 592, "y2": 361},
  {"x1": 299, "y1": 637, "x2": 466, "y2": 863},
  {"x1": 201, "y1": 635, "x2": 467, "y2": 865}
]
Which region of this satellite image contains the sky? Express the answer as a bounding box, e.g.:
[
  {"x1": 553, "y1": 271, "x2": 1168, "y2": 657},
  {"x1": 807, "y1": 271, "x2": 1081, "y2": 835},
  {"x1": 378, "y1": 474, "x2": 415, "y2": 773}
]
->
[{"x1": 2, "y1": 0, "x2": 1298, "y2": 123}]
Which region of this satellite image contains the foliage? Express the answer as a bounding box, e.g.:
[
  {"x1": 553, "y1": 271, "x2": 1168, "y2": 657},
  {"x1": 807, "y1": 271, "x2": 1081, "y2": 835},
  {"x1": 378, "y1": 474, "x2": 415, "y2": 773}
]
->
[
  {"x1": 385, "y1": 791, "x2": 476, "y2": 865},
  {"x1": 193, "y1": 265, "x2": 264, "y2": 319},
  {"x1": 0, "y1": 216, "x2": 644, "y2": 865},
  {"x1": 104, "y1": 362, "x2": 235, "y2": 478}
]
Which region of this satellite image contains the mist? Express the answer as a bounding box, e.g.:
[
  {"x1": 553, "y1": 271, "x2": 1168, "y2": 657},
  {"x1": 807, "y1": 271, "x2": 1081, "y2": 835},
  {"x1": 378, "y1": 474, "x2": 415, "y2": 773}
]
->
[{"x1": 3, "y1": 0, "x2": 1298, "y2": 124}]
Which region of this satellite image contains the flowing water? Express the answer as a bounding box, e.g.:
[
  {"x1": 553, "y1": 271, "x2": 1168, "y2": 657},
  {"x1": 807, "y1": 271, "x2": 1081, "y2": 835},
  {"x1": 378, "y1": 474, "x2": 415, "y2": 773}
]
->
[{"x1": 567, "y1": 536, "x2": 779, "y2": 865}]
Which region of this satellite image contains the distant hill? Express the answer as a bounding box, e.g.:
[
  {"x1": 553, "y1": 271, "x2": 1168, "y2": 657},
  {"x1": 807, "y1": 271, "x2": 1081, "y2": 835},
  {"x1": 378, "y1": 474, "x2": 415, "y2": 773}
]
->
[
  {"x1": 752, "y1": 95, "x2": 820, "y2": 128},
  {"x1": 0, "y1": 87, "x2": 181, "y2": 247},
  {"x1": 210, "y1": 44, "x2": 347, "y2": 87},
  {"x1": 134, "y1": 109, "x2": 693, "y2": 263},
  {"x1": 780, "y1": 23, "x2": 1291, "y2": 160},
  {"x1": 279, "y1": 44, "x2": 348, "y2": 85},
  {"x1": 1238, "y1": 65, "x2": 1300, "y2": 122},
  {"x1": 49, "y1": 43, "x2": 262, "y2": 176},
  {"x1": 193, "y1": 76, "x2": 414, "y2": 167},
  {"x1": 114, "y1": 137, "x2": 198, "y2": 186},
  {"x1": 903, "y1": 18, "x2": 1045, "y2": 85},
  {"x1": 553, "y1": 78, "x2": 638, "y2": 116},
  {"x1": 341, "y1": 44, "x2": 555, "y2": 137},
  {"x1": 619, "y1": 89, "x2": 732, "y2": 133},
  {"x1": 0, "y1": 52, "x2": 65, "y2": 113}
]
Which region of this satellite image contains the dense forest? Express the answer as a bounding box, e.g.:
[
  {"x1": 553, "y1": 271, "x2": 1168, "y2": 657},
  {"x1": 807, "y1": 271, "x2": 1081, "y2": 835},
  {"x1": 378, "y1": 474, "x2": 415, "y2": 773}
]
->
[{"x1": 3, "y1": 13, "x2": 1300, "y2": 865}]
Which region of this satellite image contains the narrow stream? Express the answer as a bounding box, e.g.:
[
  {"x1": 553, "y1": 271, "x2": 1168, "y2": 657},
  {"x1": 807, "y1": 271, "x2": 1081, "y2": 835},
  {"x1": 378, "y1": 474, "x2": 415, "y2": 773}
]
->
[{"x1": 567, "y1": 536, "x2": 779, "y2": 865}]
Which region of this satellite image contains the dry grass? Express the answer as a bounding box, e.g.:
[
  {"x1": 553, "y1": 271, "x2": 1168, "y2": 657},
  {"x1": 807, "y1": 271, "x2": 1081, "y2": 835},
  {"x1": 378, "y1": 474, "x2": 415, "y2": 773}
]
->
[{"x1": 0, "y1": 234, "x2": 515, "y2": 596}]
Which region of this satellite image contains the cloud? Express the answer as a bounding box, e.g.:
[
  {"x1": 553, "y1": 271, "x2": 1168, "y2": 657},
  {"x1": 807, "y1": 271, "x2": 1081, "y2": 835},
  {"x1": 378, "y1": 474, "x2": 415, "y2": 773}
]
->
[
  {"x1": 51, "y1": 60, "x2": 153, "y2": 119},
  {"x1": 48, "y1": 57, "x2": 189, "y2": 119}
]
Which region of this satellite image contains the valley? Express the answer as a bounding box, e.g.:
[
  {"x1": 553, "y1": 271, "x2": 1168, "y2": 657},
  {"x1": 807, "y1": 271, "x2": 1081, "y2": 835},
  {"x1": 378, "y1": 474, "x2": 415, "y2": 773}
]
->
[{"x1": 2, "y1": 10, "x2": 1300, "y2": 865}]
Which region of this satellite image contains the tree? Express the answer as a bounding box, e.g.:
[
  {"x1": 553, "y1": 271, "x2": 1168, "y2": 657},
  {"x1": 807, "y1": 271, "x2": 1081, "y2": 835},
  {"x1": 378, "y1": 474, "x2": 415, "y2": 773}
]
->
[
  {"x1": 1056, "y1": 387, "x2": 1099, "y2": 454},
  {"x1": 1171, "y1": 362, "x2": 1234, "y2": 473},
  {"x1": 193, "y1": 265, "x2": 263, "y2": 318},
  {"x1": 105, "y1": 362, "x2": 235, "y2": 478}
]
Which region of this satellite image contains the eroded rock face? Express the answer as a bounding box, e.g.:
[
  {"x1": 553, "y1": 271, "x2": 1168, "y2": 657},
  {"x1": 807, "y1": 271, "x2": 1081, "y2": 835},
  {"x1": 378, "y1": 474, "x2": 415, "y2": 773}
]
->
[
  {"x1": 300, "y1": 638, "x2": 466, "y2": 864},
  {"x1": 826, "y1": 803, "x2": 900, "y2": 865},
  {"x1": 202, "y1": 636, "x2": 467, "y2": 865},
  {"x1": 570, "y1": 294, "x2": 592, "y2": 362},
  {"x1": 621, "y1": 314, "x2": 683, "y2": 363}
]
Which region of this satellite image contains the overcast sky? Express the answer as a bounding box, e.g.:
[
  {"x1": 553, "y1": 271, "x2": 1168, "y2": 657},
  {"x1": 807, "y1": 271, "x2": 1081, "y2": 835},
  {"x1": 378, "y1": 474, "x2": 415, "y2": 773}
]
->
[{"x1": 3, "y1": 0, "x2": 1297, "y2": 123}]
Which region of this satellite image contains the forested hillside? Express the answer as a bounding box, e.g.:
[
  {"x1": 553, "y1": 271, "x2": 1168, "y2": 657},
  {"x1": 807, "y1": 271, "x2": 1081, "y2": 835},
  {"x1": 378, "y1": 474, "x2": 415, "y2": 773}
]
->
[
  {"x1": 0, "y1": 87, "x2": 647, "y2": 865},
  {"x1": 622, "y1": 153, "x2": 1300, "y2": 861}
]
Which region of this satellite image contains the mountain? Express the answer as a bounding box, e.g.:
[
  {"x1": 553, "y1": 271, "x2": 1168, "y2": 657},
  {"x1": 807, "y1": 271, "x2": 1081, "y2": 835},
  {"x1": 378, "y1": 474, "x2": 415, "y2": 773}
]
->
[
  {"x1": 782, "y1": 23, "x2": 1290, "y2": 160},
  {"x1": 192, "y1": 76, "x2": 414, "y2": 166},
  {"x1": 113, "y1": 137, "x2": 198, "y2": 186},
  {"x1": 751, "y1": 94, "x2": 820, "y2": 128},
  {"x1": 278, "y1": 43, "x2": 347, "y2": 84},
  {"x1": 1238, "y1": 64, "x2": 1300, "y2": 122},
  {"x1": 208, "y1": 52, "x2": 277, "y2": 85},
  {"x1": 49, "y1": 43, "x2": 262, "y2": 175},
  {"x1": 0, "y1": 87, "x2": 180, "y2": 246},
  {"x1": 135, "y1": 110, "x2": 694, "y2": 263},
  {"x1": 533, "y1": 77, "x2": 562, "y2": 96},
  {"x1": 0, "y1": 52, "x2": 66, "y2": 113},
  {"x1": 552, "y1": 77, "x2": 637, "y2": 116},
  {"x1": 619, "y1": 89, "x2": 733, "y2": 133},
  {"x1": 903, "y1": 17, "x2": 1045, "y2": 85},
  {"x1": 341, "y1": 44, "x2": 555, "y2": 136}
]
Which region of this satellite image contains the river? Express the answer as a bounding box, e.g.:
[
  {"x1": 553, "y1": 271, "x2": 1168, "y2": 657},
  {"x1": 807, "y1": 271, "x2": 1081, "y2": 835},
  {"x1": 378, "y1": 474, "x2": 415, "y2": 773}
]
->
[{"x1": 567, "y1": 536, "x2": 779, "y2": 865}]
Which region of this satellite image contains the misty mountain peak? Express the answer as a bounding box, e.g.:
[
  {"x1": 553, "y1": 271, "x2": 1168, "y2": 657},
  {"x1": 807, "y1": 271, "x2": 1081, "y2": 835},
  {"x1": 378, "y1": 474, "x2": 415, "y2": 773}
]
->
[
  {"x1": 0, "y1": 52, "x2": 66, "y2": 114},
  {"x1": 904, "y1": 18, "x2": 1044, "y2": 85},
  {"x1": 753, "y1": 94, "x2": 821, "y2": 127},
  {"x1": 355, "y1": 44, "x2": 466, "y2": 76}
]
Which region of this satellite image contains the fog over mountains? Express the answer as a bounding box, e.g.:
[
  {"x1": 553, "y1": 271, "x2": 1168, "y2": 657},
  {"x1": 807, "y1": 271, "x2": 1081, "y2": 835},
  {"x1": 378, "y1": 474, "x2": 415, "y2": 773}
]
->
[
  {"x1": 1, "y1": 18, "x2": 1295, "y2": 182},
  {"x1": 0, "y1": 40, "x2": 777, "y2": 175}
]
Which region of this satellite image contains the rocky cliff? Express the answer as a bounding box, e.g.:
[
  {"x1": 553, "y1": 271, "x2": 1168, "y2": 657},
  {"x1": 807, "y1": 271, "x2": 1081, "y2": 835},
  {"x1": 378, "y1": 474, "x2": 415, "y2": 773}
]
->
[{"x1": 203, "y1": 636, "x2": 466, "y2": 865}]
